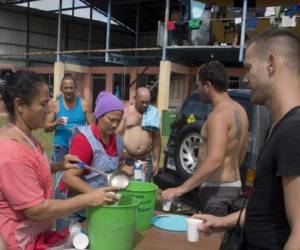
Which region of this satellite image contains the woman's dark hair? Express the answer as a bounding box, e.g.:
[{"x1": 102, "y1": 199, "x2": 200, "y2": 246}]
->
[
  {"x1": 198, "y1": 61, "x2": 228, "y2": 92},
  {"x1": 0, "y1": 70, "x2": 46, "y2": 116}
]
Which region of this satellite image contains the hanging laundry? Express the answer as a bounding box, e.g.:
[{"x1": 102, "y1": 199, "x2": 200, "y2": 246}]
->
[
  {"x1": 269, "y1": 16, "x2": 276, "y2": 25},
  {"x1": 246, "y1": 17, "x2": 257, "y2": 32},
  {"x1": 188, "y1": 19, "x2": 202, "y2": 29},
  {"x1": 167, "y1": 21, "x2": 176, "y2": 30},
  {"x1": 275, "y1": 6, "x2": 282, "y2": 18},
  {"x1": 285, "y1": 5, "x2": 298, "y2": 18},
  {"x1": 281, "y1": 15, "x2": 296, "y2": 27},
  {"x1": 191, "y1": 0, "x2": 205, "y2": 19},
  {"x1": 265, "y1": 6, "x2": 276, "y2": 17},
  {"x1": 235, "y1": 17, "x2": 242, "y2": 25}
]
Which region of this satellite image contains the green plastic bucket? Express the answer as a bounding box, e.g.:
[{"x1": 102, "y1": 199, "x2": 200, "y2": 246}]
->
[
  {"x1": 87, "y1": 195, "x2": 139, "y2": 250},
  {"x1": 122, "y1": 181, "x2": 158, "y2": 231}
]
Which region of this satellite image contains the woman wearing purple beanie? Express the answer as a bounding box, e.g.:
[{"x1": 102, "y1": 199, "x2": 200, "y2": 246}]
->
[{"x1": 56, "y1": 91, "x2": 129, "y2": 229}]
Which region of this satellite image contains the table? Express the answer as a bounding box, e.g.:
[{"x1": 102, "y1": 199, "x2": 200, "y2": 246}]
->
[{"x1": 133, "y1": 226, "x2": 223, "y2": 250}]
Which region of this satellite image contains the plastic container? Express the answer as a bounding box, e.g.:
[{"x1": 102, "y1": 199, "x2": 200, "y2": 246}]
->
[
  {"x1": 133, "y1": 161, "x2": 145, "y2": 181},
  {"x1": 162, "y1": 199, "x2": 173, "y2": 212},
  {"x1": 122, "y1": 181, "x2": 158, "y2": 231},
  {"x1": 162, "y1": 110, "x2": 177, "y2": 136},
  {"x1": 69, "y1": 223, "x2": 89, "y2": 249},
  {"x1": 87, "y1": 195, "x2": 139, "y2": 250}
]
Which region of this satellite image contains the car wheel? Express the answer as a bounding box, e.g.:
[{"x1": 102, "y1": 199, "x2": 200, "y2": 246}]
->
[{"x1": 174, "y1": 123, "x2": 204, "y2": 179}]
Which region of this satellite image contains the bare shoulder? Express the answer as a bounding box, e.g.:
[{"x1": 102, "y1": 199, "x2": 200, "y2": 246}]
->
[
  {"x1": 80, "y1": 97, "x2": 87, "y2": 106},
  {"x1": 50, "y1": 99, "x2": 59, "y2": 113},
  {"x1": 231, "y1": 100, "x2": 249, "y2": 126},
  {"x1": 233, "y1": 99, "x2": 247, "y2": 114},
  {"x1": 124, "y1": 102, "x2": 135, "y2": 116},
  {"x1": 80, "y1": 98, "x2": 90, "y2": 112},
  {"x1": 207, "y1": 106, "x2": 231, "y2": 124}
]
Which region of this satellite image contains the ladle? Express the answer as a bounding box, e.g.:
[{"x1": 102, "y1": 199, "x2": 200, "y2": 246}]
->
[{"x1": 75, "y1": 162, "x2": 130, "y2": 190}]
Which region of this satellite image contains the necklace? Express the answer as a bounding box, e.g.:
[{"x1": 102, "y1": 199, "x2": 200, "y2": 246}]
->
[
  {"x1": 7, "y1": 123, "x2": 50, "y2": 170},
  {"x1": 8, "y1": 123, "x2": 37, "y2": 150}
]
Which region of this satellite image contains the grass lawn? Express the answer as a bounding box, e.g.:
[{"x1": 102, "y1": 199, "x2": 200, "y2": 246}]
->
[
  {"x1": 0, "y1": 115, "x2": 168, "y2": 166},
  {"x1": 0, "y1": 115, "x2": 54, "y2": 159}
]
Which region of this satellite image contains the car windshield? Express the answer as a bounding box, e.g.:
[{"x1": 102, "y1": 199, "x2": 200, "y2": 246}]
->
[{"x1": 180, "y1": 92, "x2": 211, "y2": 119}]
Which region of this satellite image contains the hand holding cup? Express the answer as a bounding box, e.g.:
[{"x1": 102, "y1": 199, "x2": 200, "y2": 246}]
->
[
  {"x1": 58, "y1": 116, "x2": 68, "y2": 125},
  {"x1": 186, "y1": 217, "x2": 203, "y2": 242}
]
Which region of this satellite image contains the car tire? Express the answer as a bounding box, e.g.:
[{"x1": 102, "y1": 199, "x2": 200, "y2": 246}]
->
[{"x1": 174, "y1": 123, "x2": 204, "y2": 180}]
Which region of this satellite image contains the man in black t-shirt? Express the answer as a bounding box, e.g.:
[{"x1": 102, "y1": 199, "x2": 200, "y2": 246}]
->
[{"x1": 193, "y1": 28, "x2": 300, "y2": 250}]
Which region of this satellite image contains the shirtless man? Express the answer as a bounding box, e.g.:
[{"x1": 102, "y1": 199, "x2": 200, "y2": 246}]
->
[
  {"x1": 161, "y1": 61, "x2": 249, "y2": 216},
  {"x1": 117, "y1": 87, "x2": 161, "y2": 182}
]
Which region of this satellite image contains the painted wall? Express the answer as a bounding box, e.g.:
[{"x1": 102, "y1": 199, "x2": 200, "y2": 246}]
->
[{"x1": 0, "y1": 65, "x2": 160, "y2": 114}]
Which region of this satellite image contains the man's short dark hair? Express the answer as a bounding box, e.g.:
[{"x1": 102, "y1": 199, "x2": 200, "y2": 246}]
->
[
  {"x1": 198, "y1": 61, "x2": 227, "y2": 92},
  {"x1": 61, "y1": 74, "x2": 76, "y2": 88},
  {"x1": 247, "y1": 27, "x2": 300, "y2": 73}
]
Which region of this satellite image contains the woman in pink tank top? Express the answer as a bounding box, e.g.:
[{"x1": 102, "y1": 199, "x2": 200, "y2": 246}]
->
[{"x1": 0, "y1": 71, "x2": 118, "y2": 250}]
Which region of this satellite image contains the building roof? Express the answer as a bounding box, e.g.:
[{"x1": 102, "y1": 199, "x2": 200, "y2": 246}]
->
[{"x1": 88, "y1": 0, "x2": 166, "y2": 33}]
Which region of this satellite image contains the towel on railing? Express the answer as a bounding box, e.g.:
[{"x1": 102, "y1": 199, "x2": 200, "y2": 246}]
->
[{"x1": 141, "y1": 105, "x2": 160, "y2": 131}]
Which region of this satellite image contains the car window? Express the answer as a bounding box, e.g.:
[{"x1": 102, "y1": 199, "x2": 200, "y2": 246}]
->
[{"x1": 180, "y1": 92, "x2": 211, "y2": 120}]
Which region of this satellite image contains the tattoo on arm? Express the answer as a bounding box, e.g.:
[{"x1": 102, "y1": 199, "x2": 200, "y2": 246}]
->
[{"x1": 234, "y1": 110, "x2": 242, "y2": 139}]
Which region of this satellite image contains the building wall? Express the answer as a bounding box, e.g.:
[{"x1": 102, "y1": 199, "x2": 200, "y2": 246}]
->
[{"x1": 0, "y1": 7, "x2": 134, "y2": 68}]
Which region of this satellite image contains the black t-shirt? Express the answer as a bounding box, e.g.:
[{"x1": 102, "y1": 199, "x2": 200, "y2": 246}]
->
[{"x1": 244, "y1": 107, "x2": 300, "y2": 250}]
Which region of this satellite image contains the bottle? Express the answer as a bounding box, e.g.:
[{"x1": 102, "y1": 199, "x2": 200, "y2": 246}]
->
[
  {"x1": 133, "y1": 161, "x2": 145, "y2": 181},
  {"x1": 69, "y1": 222, "x2": 89, "y2": 250}
]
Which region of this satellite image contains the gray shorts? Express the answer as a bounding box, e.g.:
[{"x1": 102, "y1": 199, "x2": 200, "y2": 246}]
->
[{"x1": 197, "y1": 183, "x2": 241, "y2": 216}]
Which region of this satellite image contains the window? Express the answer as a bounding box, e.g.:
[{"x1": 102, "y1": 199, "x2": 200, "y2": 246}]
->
[{"x1": 113, "y1": 74, "x2": 130, "y2": 101}]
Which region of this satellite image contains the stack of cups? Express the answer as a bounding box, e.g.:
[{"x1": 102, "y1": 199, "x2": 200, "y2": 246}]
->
[
  {"x1": 69, "y1": 222, "x2": 89, "y2": 249},
  {"x1": 186, "y1": 218, "x2": 203, "y2": 242}
]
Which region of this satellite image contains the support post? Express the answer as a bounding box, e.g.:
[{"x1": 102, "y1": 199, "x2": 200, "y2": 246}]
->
[
  {"x1": 239, "y1": 0, "x2": 248, "y2": 62},
  {"x1": 88, "y1": 4, "x2": 93, "y2": 56},
  {"x1": 105, "y1": 0, "x2": 112, "y2": 62},
  {"x1": 162, "y1": 0, "x2": 170, "y2": 60},
  {"x1": 135, "y1": 0, "x2": 140, "y2": 56},
  {"x1": 56, "y1": 0, "x2": 63, "y2": 62},
  {"x1": 25, "y1": 0, "x2": 30, "y2": 67},
  {"x1": 53, "y1": 62, "x2": 65, "y2": 99},
  {"x1": 157, "y1": 60, "x2": 171, "y2": 112}
]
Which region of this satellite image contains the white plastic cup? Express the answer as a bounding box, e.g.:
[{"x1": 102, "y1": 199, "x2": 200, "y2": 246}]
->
[
  {"x1": 186, "y1": 218, "x2": 203, "y2": 242},
  {"x1": 107, "y1": 191, "x2": 121, "y2": 204},
  {"x1": 73, "y1": 233, "x2": 89, "y2": 250},
  {"x1": 69, "y1": 223, "x2": 89, "y2": 249},
  {"x1": 162, "y1": 199, "x2": 172, "y2": 212},
  {"x1": 61, "y1": 116, "x2": 68, "y2": 125},
  {"x1": 115, "y1": 193, "x2": 122, "y2": 200}
]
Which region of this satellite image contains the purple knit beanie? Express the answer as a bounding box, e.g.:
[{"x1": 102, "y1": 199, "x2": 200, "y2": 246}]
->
[{"x1": 94, "y1": 91, "x2": 124, "y2": 119}]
